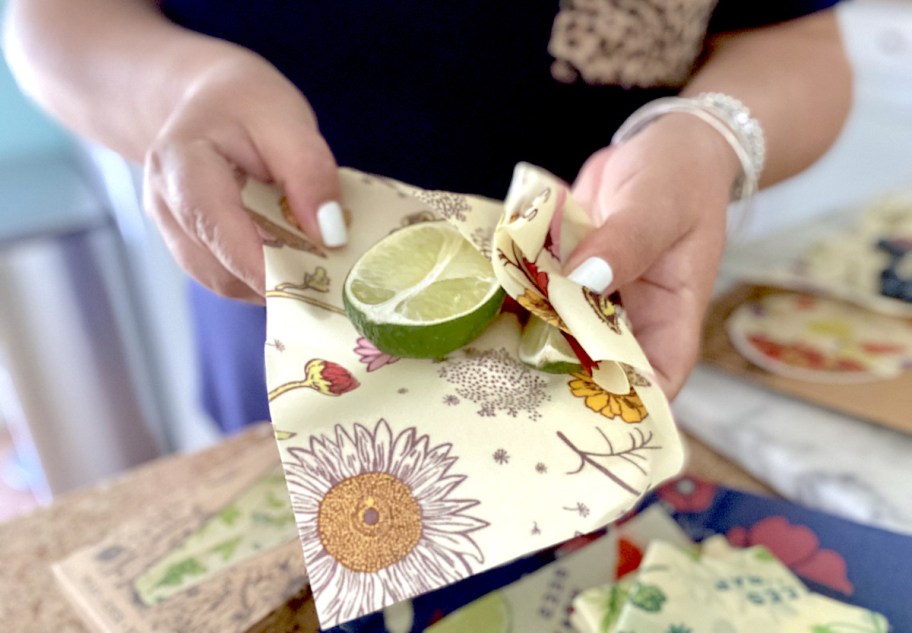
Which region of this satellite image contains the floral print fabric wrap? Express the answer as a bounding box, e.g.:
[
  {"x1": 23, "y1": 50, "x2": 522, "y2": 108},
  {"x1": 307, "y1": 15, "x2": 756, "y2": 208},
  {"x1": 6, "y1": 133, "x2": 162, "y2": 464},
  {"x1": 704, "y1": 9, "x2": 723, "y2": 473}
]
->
[{"x1": 245, "y1": 163, "x2": 684, "y2": 628}]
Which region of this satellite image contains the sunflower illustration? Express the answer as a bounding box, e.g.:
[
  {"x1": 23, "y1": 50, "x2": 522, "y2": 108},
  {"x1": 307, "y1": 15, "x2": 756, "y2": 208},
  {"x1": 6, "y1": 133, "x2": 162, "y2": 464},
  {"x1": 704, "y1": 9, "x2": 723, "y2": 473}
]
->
[
  {"x1": 283, "y1": 419, "x2": 488, "y2": 626},
  {"x1": 568, "y1": 371, "x2": 649, "y2": 423}
]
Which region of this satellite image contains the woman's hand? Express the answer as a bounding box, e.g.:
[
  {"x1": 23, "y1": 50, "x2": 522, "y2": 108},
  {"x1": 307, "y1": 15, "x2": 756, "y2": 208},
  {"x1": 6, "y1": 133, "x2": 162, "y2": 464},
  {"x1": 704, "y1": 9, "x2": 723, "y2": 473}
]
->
[
  {"x1": 564, "y1": 8, "x2": 851, "y2": 398},
  {"x1": 143, "y1": 47, "x2": 344, "y2": 301},
  {"x1": 565, "y1": 115, "x2": 741, "y2": 397},
  {"x1": 5, "y1": 0, "x2": 347, "y2": 301}
]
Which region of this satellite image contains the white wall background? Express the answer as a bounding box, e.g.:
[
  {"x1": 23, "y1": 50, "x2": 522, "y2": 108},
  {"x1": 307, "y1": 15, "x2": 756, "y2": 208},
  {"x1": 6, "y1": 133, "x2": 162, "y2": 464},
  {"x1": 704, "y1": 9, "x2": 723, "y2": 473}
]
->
[{"x1": 746, "y1": 0, "x2": 912, "y2": 239}]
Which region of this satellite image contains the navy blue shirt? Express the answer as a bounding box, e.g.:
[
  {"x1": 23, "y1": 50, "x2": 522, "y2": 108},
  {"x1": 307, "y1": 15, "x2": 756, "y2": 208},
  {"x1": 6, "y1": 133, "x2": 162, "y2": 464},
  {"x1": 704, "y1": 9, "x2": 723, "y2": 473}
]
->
[{"x1": 162, "y1": 1, "x2": 836, "y2": 198}]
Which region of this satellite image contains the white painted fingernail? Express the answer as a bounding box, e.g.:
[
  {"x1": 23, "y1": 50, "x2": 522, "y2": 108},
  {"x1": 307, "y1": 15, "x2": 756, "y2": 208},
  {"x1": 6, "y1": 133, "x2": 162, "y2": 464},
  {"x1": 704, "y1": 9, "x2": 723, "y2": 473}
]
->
[
  {"x1": 317, "y1": 201, "x2": 348, "y2": 247},
  {"x1": 568, "y1": 256, "x2": 614, "y2": 293}
]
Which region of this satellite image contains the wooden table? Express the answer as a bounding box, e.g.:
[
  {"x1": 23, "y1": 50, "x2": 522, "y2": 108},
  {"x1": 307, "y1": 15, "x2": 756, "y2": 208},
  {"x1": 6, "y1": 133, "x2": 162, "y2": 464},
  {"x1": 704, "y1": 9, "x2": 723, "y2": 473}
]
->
[{"x1": 0, "y1": 424, "x2": 772, "y2": 632}]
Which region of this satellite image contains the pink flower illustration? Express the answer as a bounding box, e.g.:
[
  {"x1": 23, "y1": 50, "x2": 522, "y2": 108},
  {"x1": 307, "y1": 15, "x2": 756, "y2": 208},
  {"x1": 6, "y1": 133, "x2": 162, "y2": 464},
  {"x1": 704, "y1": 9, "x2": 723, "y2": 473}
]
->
[
  {"x1": 656, "y1": 477, "x2": 718, "y2": 514},
  {"x1": 727, "y1": 516, "x2": 854, "y2": 595},
  {"x1": 354, "y1": 337, "x2": 400, "y2": 372}
]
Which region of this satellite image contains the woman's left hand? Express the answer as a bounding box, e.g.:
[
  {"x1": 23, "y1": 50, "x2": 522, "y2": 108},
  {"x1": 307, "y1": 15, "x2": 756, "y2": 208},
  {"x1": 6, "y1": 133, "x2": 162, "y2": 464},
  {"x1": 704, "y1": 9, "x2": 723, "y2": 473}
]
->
[{"x1": 565, "y1": 114, "x2": 741, "y2": 397}]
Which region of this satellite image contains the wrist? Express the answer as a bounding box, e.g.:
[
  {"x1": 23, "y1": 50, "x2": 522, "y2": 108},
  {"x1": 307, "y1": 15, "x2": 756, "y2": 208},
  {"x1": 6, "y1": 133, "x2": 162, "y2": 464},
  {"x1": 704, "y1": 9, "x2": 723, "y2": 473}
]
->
[
  {"x1": 642, "y1": 113, "x2": 743, "y2": 196},
  {"x1": 611, "y1": 93, "x2": 766, "y2": 237}
]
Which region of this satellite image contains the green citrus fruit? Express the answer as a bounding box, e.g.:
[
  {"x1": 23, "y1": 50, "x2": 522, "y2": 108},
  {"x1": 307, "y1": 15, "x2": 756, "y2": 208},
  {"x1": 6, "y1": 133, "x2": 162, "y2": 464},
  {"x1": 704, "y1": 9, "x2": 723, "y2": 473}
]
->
[
  {"x1": 343, "y1": 221, "x2": 504, "y2": 358},
  {"x1": 518, "y1": 314, "x2": 583, "y2": 374},
  {"x1": 427, "y1": 591, "x2": 512, "y2": 633}
]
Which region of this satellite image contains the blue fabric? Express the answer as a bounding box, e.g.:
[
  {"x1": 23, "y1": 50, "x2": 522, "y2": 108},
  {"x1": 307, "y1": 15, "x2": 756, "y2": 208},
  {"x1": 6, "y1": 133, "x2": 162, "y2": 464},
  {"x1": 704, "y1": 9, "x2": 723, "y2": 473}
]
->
[
  {"x1": 709, "y1": 0, "x2": 839, "y2": 33},
  {"x1": 334, "y1": 477, "x2": 911, "y2": 632},
  {"x1": 188, "y1": 282, "x2": 270, "y2": 433},
  {"x1": 645, "y1": 479, "x2": 912, "y2": 632},
  {"x1": 325, "y1": 547, "x2": 557, "y2": 633}
]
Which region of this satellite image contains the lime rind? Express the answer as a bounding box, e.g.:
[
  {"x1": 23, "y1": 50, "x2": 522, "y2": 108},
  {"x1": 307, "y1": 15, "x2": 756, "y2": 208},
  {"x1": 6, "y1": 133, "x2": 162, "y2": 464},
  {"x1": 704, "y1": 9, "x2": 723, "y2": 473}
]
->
[
  {"x1": 518, "y1": 315, "x2": 583, "y2": 374},
  {"x1": 428, "y1": 590, "x2": 512, "y2": 633},
  {"x1": 343, "y1": 222, "x2": 505, "y2": 358},
  {"x1": 344, "y1": 286, "x2": 505, "y2": 359}
]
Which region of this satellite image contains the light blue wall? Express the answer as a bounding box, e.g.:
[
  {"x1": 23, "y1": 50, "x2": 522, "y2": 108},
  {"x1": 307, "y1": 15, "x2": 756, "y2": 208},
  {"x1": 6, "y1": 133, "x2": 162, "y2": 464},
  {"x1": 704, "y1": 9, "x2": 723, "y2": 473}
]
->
[{"x1": 0, "y1": 0, "x2": 74, "y2": 161}]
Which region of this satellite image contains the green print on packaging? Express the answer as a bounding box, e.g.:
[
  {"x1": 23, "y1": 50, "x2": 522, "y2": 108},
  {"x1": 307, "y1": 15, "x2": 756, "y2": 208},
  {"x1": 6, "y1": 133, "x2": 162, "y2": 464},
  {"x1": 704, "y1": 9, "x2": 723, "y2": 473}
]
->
[
  {"x1": 628, "y1": 582, "x2": 667, "y2": 612},
  {"x1": 572, "y1": 538, "x2": 891, "y2": 633},
  {"x1": 134, "y1": 466, "x2": 297, "y2": 605},
  {"x1": 595, "y1": 584, "x2": 629, "y2": 633}
]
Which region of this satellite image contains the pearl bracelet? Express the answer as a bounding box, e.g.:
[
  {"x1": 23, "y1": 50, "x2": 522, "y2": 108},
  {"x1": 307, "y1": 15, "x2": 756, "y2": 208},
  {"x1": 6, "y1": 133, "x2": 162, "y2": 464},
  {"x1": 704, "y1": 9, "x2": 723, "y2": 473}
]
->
[{"x1": 611, "y1": 92, "x2": 766, "y2": 236}]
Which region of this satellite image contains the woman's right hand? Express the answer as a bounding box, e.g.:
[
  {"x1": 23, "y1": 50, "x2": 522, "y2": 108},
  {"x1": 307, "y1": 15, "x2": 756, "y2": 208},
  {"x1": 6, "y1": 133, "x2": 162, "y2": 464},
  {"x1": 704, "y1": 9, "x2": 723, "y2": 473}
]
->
[
  {"x1": 143, "y1": 45, "x2": 344, "y2": 301},
  {"x1": 5, "y1": 1, "x2": 343, "y2": 301}
]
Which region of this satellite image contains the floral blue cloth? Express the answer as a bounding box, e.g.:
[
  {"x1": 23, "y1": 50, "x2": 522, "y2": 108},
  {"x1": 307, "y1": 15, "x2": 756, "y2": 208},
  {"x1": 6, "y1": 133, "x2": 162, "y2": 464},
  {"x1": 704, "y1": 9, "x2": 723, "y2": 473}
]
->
[{"x1": 321, "y1": 475, "x2": 909, "y2": 632}]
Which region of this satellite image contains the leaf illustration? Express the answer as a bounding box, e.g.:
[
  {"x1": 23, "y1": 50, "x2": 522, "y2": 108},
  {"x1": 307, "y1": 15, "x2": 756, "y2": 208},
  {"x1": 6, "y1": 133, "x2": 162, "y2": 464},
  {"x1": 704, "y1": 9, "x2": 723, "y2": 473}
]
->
[
  {"x1": 218, "y1": 505, "x2": 242, "y2": 526},
  {"x1": 210, "y1": 536, "x2": 243, "y2": 562},
  {"x1": 628, "y1": 582, "x2": 666, "y2": 612},
  {"x1": 251, "y1": 510, "x2": 296, "y2": 528},
  {"x1": 599, "y1": 585, "x2": 628, "y2": 633},
  {"x1": 154, "y1": 557, "x2": 207, "y2": 588}
]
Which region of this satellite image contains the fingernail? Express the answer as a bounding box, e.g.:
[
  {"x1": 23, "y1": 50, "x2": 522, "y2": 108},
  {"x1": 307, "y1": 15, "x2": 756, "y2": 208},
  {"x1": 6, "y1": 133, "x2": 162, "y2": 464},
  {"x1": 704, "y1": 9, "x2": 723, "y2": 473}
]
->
[
  {"x1": 568, "y1": 256, "x2": 614, "y2": 293},
  {"x1": 317, "y1": 201, "x2": 348, "y2": 247}
]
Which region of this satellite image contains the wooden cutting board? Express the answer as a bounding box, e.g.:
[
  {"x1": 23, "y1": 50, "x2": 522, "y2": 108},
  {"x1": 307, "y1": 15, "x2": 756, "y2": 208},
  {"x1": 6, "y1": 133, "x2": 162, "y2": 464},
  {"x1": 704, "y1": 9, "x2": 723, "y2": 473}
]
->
[{"x1": 51, "y1": 429, "x2": 319, "y2": 633}]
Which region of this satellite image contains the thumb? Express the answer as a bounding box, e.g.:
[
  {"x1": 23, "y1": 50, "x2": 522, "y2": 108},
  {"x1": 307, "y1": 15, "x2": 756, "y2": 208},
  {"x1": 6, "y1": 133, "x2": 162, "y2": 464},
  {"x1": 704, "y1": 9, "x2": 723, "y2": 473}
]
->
[
  {"x1": 259, "y1": 121, "x2": 346, "y2": 249},
  {"x1": 563, "y1": 198, "x2": 685, "y2": 295}
]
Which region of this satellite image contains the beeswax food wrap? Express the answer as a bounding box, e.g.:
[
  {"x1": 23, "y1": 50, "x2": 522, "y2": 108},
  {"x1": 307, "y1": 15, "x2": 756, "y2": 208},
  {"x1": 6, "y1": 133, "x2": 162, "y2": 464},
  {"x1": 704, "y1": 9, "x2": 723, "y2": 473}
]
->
[
  {"x1": 726, "y1": 292, "x2": 912, "y2": 383},
  {"x1": 572, "y1": 537, "x2": 891, "y2": 633},
  {"x1": 245, "y1": 164, "x2": 684, "y2": 628}
]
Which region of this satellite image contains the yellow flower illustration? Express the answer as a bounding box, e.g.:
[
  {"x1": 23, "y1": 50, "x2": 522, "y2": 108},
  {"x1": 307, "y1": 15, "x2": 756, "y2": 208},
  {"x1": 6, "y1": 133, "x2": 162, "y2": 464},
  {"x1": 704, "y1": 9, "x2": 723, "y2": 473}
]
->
[
  {"x1": 517, "y1": 288, "x2": 568, "y2": 332},
  {"x1": 568, "y1": 371, "x2": 648, "y2": 423}
]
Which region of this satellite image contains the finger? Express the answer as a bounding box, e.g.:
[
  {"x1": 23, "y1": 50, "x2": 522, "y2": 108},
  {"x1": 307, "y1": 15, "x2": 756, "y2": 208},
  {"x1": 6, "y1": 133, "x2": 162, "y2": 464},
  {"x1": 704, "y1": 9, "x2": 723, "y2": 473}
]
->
[
  {"x1": 143, "y1": 179, "x2": 262, "y2": 302},
  {"x1": 621, "y1": 280, "x2": 703, "y2": 397},
  {"x1": 255, "y1": 114, "x2": 346, "y2": 249},
  {"x1": 566, "y1": 148, "x2": 687, "y2": 294},
  {"x1": 563, "y1": 194, "x2": 688, "y2": 296},
  {"x1": 149, "y1": 139, "x2": 268, "y2": 296},
  {"x1": 571, "y1": 146, "x2": 616, "y2": 214}
]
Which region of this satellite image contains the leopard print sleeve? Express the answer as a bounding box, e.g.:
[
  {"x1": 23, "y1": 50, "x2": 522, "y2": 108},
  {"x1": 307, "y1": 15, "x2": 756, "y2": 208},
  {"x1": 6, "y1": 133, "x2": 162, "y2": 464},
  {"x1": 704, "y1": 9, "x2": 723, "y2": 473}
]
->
[{"x1": 548, "y1": 0, "x2": 720, "y2": 89}]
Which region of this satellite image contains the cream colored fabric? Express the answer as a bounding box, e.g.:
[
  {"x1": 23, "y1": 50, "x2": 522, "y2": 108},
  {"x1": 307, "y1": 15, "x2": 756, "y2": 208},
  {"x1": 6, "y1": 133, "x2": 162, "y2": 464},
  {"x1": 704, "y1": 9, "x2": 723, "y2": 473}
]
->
[
  {"x1": 573, "y1": 537, "x2": 891, "y2": 633},
  {"x1": 244, "y1": 164, "x2": 683, "y2": 628}
]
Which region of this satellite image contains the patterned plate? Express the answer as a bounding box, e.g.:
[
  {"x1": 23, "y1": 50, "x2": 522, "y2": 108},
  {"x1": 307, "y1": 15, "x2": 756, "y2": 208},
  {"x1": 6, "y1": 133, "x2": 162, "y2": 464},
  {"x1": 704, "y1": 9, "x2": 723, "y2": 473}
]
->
[{"x1": 725, "y1": 292, "x2": 912, "y2": 383}]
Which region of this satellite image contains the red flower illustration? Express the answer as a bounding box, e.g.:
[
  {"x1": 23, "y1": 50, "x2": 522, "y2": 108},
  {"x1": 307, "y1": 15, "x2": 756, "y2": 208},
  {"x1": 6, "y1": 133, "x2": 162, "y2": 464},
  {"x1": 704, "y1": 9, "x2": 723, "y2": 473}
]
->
[
  {"x1": 727, "y1": 516, "x2": 854, "y2": 595},
  {"x1": 522, "y1": 256, "x2": 551, "y2": 296},
  {"x1": 318, "y1": 360, "x2": 360, "y2": 395},
  {"x1": 268, "y1": 359, "x2": 360, "y2": 401},
  {"x1": 615, "y1": 537, "x2": 644, "y2": 579},
  {"x1": 656, "y1": 477, "x2": 718, "y2": 514}
]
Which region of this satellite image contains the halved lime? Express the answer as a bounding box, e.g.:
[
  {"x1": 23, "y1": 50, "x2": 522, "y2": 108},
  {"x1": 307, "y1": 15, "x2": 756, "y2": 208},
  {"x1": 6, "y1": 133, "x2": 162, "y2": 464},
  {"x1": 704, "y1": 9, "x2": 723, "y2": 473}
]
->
[
  {"x1": 343, "y1": 222, "x2": 505, "y2": 358},
  {"x1": 518, "y1": 314, "x2": 583, "y2": 374}
]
